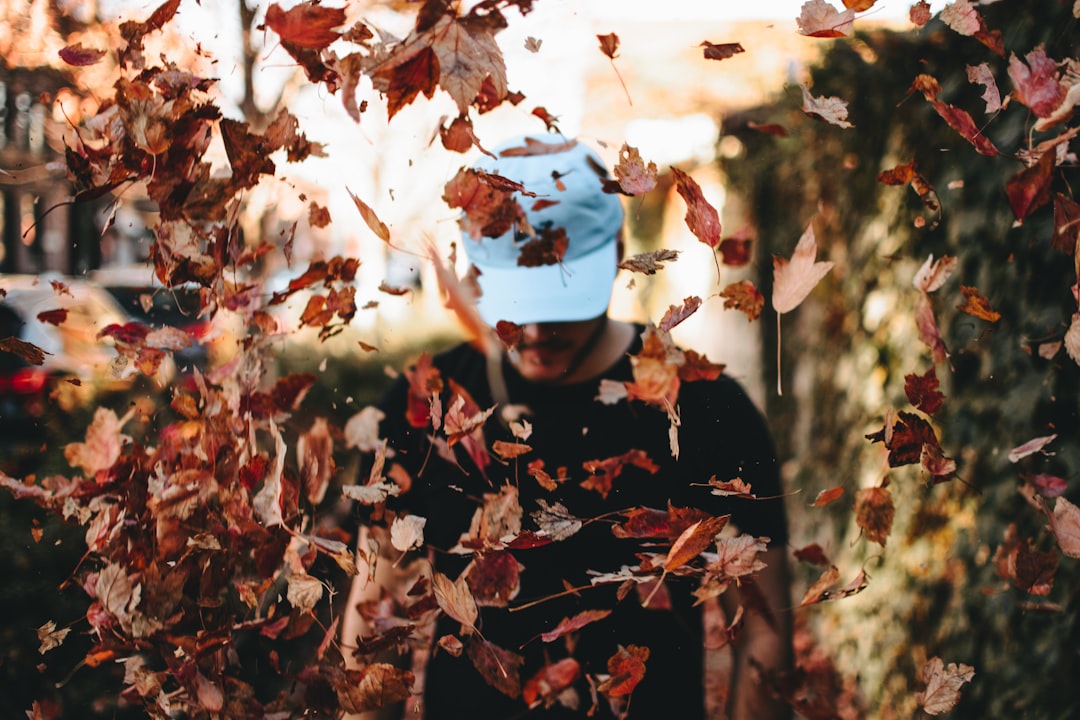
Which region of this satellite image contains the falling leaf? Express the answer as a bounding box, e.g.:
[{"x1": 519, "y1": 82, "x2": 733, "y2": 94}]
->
[
  {"x1": 618, "y1": 249, "x2": 681, "y2": 275},
  {"x1": 700, "y1": 41, "x2": 745, "y2": 61},
  {"x1": 800, "y1": 565, "x2": 841, "y2": 606},
  {"x1": 286, "y1": 572, "x2": 324, "y2": 613},
  {"x1": 598, "y1": 645, "x2": 649, "y2": 698},
  {"x1": 966, "y1": 63, "x2": 1002, "y2": 113},
  {"x1": 596, "y1": 32, "x2": 620, "y2": 59},
  {"x1": 1065, "y1": 313, "x2": 1080, "y2": 365},
  {"x1": 1008, "y1": 46, "x2": 1067, "y2": 118},
  {"x1": 800, "y1": 84, "x2": 854, "y2": 128},
  {"x1": 64, "y1": 407, "x2": 133, "y2": 476},
  {"x1": 1006, "y1": 149, "x2": 1056, "y2": 222},
  {"x1": 1048, "y1": 496, "x2": 1080, "y2": 558},
  {"x1": 916, "y1": 294, "x2": 948, "y2": 364},
  {"x1": 812, "y1": 487, "x2": 845, "y2": 507},
  {"x1": 523, "y1": 658, "x2": 580, "y2": 707},
  {"x1": 904, "y1": 367, "x2": 944, "y2": 414},
  {"x1": 332, "y1": 664, "x2": 415, "y2": 714},
  {"x1": 940, "y1": 0, "x2": 981, "y2": 35},
  {"x1": 613, "y1": 143, "x2": 657, "y2": 196},
  {"x1": 956, "y1": 285, "x2": 1001, "y2": 322},
  {"x1": 37, "y1": 620, "x2": 71, "y2": 654},
  {"x1": 531, "y1": 500, "x2": 583, "y2": 541},
  {"x1": 854, "y1": 486, "x2": 894, "y2": 546},
  {"x1": 1028, "y1": 474, "x2": 1068, "y2": 498},
  {"x1": 0, "y1": 336, "x2": 49, "y2": 365},
  {"x1": 916, "y1": 657, "x2": 975, "y2": 715},
  {"x1": 541, "y1": 609, "x2": 613, "y2": 643},
  {"x1": 492, "y1": 440, "x2": 532, "y2": 460},
  {"x1": 432, "y1": 571, "x2": 479, "y2": 632},
  {"x1": 796, "y1": 0, "x2": 855, "y2": 38},
  {"x1": 671, "y1": 167, "x2": 722, "y2": 250},
  {"x1": 866, "y1": 411, "x2": 942, "y2": 467},
  {"x1": 747, "y1": 121, "x2": 789, "y2": 137},
  {"x1": 264, "y1": 1, "x2": 345, "y2": 49},
  {"x1": 909, "y1": 0, "x2": 932, "y2": 26},
  {"x1": 344, "y1": 406, "x2": 385, "y2": 452},
  {"x1": 524, "y1": 36, "x2": 542, "y2": 53},
  {"x1": 59, "y1": 43, "x2": 107, "y2": 66},
  {"x1": 464, "y1": 550, "x2": 522, "y2": 606},
  {"x1": 720, "y1": 280, "x2": 765, "y2": 321},
  {"x1": 347, "y1": 187, "x2": 391, "y2": 243},
  {"x1": 773, "y1": 221, "x2": 834, "y2": 393},
  {"x1": 713, "y1": 534, "x2": 769, "y2": 579},
  {"x1": 794, "y1": 543, "x2": 831, "y2": 565},
  {"x1": 718, "y1": 233, "x2": 753, "y2": 266},
  {"x1": 658, "y1": 296, "x2": 702, "y2": 333},
  {"x1": 914, "y1": 254, "x2": 958, "y2": 294},
  {"x1": 390, "y1": 514, "x2": 427, "y2": 553}
]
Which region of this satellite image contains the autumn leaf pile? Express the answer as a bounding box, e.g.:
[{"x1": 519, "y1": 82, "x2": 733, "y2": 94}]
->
[{"x1": 3, "y1": 0, "x2": 1079, "y2": 718}]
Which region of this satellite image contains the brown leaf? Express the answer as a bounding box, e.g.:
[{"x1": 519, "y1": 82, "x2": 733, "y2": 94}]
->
[
  {"x1": 940, "y1": 0, "x2": 981, "y2": 35},
  {"x1": 596, "y1": 32, "x2": 620, "y2": 59},
  {"x1": 0, "y1": 336, "x2": 49, "y2": 365},
  {"x1": 347, "y1": 187, "x2": 391, "y2": 242},
  {"x1": 666, "y1": 515, "x2": 730, "y2": 571},
  {"x1": 1048, "y1": 496, "x2": 1080, "y2": 558},
  {"x1": 909, "y1": 0, "x2": 932, "y2": 26},
  {"x1": 914, "y1": 254, "x2": 958, "y2": 294},
  {"x1": 432, "y1": 17, "x2": 507, "y2": 115},
  {"x1": 658, "y1": 296, "x2": 702, "y2": 333},
  {"x1": 466, "y1": 636, "x2": 523, "y2": 698},
  {"x1": 370, "y1": 46, "x2": 439, "y2": 120},
  {"x1": 916, "y1": 657, "x2": 975, "y2": 716},
  {"x1": 800, "y1": 565, "x2": 840, "y2": 606},
  {"x1": 671, "y1": 167, "x2": 722, "y2": 249},
  {"x1": 523, "y1": 658, "x2": 580, "y2": 707},
  {"x1": 333, "y1": 664, "x2": 415, "y2": 714},
  {"x1": 854, "y1": 486, "x2": 894, "y2": 546},
  {"x1": 701, "y1": 41, "x2": 745, "y2": 61},
  {"x1": 264, "y1": 1, "x2": 345, "y2": 50},
  {"x1": 618, "y1": 249, "x2": 680, "y2": 275},
  {"x1": 464, "y1": 550, "x2": 522, "y2": 607},
  {"x1": 956, "y1": 285, "x2": 1001, "y2": 323},
  {"x1": 1051, "y1": 193, "x2": 1080, "y2": 254},
  {"x1": 492, "y1": 440, "x2": 532, "y2": 460},
  {"x1": 65, "y1": 407, "x2": 132, "y2": 476},
  {"x1": 930, "y1": 99, "x2": 999, "y2": 156},
  {"x1": 720, "y1": 280, "x2": 764, "y2": 321},
  {"x1": 37, "y1": 620, "x2": 71, "y2": 654}
]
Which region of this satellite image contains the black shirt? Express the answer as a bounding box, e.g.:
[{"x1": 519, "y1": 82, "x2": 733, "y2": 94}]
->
[{"x1": 363, "y1": 326, "x2": 787, "y2": 719}]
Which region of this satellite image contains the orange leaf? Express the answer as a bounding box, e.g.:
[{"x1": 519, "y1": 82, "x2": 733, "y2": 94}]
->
[
  {"x1": 600, "y1": 644, "x2": 649, "y2": 697},
  {"x1": 347, "y1": 187, "x2": 391, "y2": 243},
  {"x1": 956, "y1": 285, "x2": 1001, "y2": 323},
  {"x1": 666, "y1": 515, "x2": 729, "y2": 571},
  {"x1": 613, "y1": 143, "x2": 657, "y2": 196},
  {"x1": 720, "y1": 280, "x2": 764, "y2": 321},
  {"x1": 811, "y1": 486, "x2": 845, "y2": 507}
]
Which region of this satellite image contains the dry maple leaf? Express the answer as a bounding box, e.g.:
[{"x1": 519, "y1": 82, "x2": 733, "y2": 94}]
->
[
  {"x1": 940, "y1": 0, "x2": 981, "y2": 35},
  {"x1": 720, "y1": 280, "x2": 765, "y2": 321},
  {"x1": 64, "y1": 407, "x2": 134, "y2": 477},
  {"x1": 796, "y1": 0, "x2": 855, "y2": 38},
  {"x1": 432, "y1": 571, "x2": 479, "y2": 633},
  {"x1": 800, "y1": 84, "x2": 854, "y2": 128},
  {"x1": 1008, "y1": 46, "x2": 1067, "y2": 118},
  {"x1": 909, "y1": 0, "x2": 932, "y2": 26},
  {"x1": 1006, "y1": 149, "x2": 1056, "y2": 223},
  {"x1": 904, "y1": 367, "x2": 944, "y2": 414},
  {"x1": 854, "y1": 486, "x2": 894, "y2": 546},
  {"x1": 264, "y1": 1, "x2": 345, "y2": 50},
  {"x1": 956, "y1": 285, "x2": 1001, "y2": 323},
  {"x1": 916, "y1": 657, "x2": 975, "y2": 715},
  {"x1": 658, "y1": 296, "x2": 702, "y2": 333},
  {"x1": 618, "y1": 249, "x2": 680, "y2": 275},
  {"x1": 37, "y1": 620, "x2": 71, "y2": 654},
  {"x1": 464, "y1": 550, "x2": 522, "y2": 607},
  {"x1": 613, "y1": 143, "x2": 657, "y2": 196},
  {"x1": 390, "y1": 514, "x2": 427, "y2": 553}
]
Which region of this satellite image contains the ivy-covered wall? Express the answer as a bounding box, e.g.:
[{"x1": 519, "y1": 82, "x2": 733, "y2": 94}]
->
[{"x1": 720, "y1": 3, "x2": 1078, "y2": 717}]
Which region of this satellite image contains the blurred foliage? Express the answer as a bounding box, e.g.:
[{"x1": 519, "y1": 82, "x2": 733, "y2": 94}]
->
[{"x1": 721, "y1": 3, "x2": 1078, "y2": 717}]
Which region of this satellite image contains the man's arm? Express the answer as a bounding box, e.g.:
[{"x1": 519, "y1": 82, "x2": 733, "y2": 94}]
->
[{"x1": 722, "y1": 544, "x2": 794, "y2": 720}]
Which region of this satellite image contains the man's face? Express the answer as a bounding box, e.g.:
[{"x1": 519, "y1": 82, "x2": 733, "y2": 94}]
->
[{"x1": 510, "y1": 318, "x2": 603, "y2": 383}]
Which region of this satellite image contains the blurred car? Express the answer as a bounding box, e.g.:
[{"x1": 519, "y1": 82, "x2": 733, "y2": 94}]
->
[{"x1": 0, "y1": 274, "x2": 149, "y2": 474}]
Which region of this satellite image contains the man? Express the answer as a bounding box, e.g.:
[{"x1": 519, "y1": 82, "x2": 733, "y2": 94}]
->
[{"x1": 344, "y1": 134, "x2": 792, "y2": 719}]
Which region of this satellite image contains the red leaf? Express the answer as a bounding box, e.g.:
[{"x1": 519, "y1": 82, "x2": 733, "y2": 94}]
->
[
  {"x1": 658, "y1": 296, "x2": 702, "y2": 333},
  {"x1": 904, "y1": 366, "x2": 944, "y2": 414},
  {"x1": 540, "y1": 609, "x2": 612, "y2": 643},
  {"x1": 1051, "y1": 193, "x2": 1080, "y2": 254},
  {"x1": 811, "y1": 486, "x2": 845, "y2": 507},
  {"x1": 466, "y1": 636, "x2": 523, "y2": 698},
  {"x1": 36, "y1": 308, "x2": 68, "y2": 326},
  {"x1": 930, "y1": 100, "x2": 999, "y2": 156},
  {"x1": 599, "y1": 644, "x2": 649, "y2": 698},
  {"x1": 1006, "y1": 149, "x2": 1056, "y2": 222},
  {"x1": 671, "y1": 167, "x2": 722, "y2": 249},
  {"x1": 264, "y1": 1, "x2": 345, "y2": 50},
  {"x1": 866, "y1": 411, "x2": 940, "y2": 467},
  {"x1": 747, "y1": 121, "x2": 789, "y2": 137},
  {"x1": 523, "y1": 658, "x2": 580, "y2": 707},
  {"x1": 59, "y1": 43, "x2": 107, "y2": 66},
  {"x1": 1008, "y1": 46, "x2": 1066, "y2": 118},
  {"x1": 596, "y1": 32, "x2": 620, "y2": 59},
  {"x1": 718, "y1": 234, "x2": 753, "y2": 266},
  {"x1": 909, "y1": 0, "x2": 932, "y2": 26},
  {"x1": 464, "y1": 551, "x2": 522, "y2": 607},
  {"x1": 793, "y1": 543, "x2": 831, "y2": 566}
]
